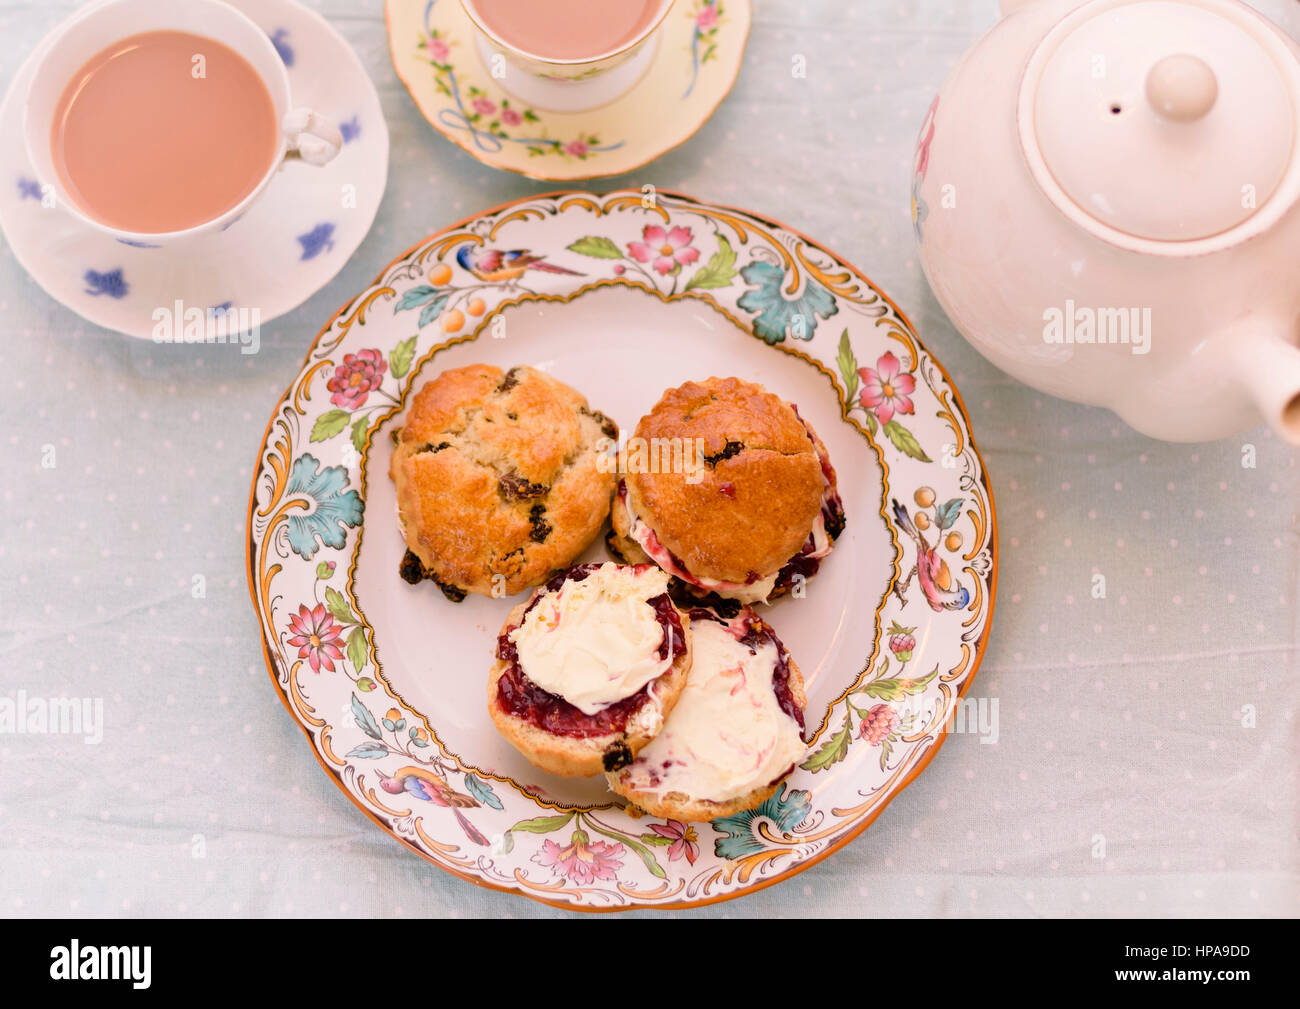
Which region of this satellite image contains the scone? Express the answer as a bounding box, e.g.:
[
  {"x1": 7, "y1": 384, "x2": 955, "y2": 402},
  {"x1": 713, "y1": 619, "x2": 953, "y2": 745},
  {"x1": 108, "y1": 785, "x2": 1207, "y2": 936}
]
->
[
  {"x1": 390, "y1": 364, "x2": 618, "y2": 600},
  {"x1": 489, "y1": 562, "x2": 692, "y2": 777},
  {"x1": 608, "y1": 377, "x2": 845, "y2": 604},
  {"x1": 607, "y1": 606, "x2": 808, "y2": 821}
]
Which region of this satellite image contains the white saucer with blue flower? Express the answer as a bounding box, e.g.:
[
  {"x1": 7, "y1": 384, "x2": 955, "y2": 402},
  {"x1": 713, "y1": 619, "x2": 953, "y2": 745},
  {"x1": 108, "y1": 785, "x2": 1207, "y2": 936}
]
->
[
  {"x1": 247, "y1": 189, "x2": 999, "y2": 911},
  {"x1": 0, "y1": 0, "x2": 388, "y2": 340}
]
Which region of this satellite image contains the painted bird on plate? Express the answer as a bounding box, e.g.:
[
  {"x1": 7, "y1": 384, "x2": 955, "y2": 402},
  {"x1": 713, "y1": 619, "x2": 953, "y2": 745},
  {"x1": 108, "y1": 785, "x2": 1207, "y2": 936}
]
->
[
  {"x1": 890, "y1": 498, "x2": 971, "y2": 612},
  {"x1": 378, "y1": 765, "x2": 489, "y2": 846},
  {"x1": 455, "y1": 243, "x2": 583, "y2": 284}
]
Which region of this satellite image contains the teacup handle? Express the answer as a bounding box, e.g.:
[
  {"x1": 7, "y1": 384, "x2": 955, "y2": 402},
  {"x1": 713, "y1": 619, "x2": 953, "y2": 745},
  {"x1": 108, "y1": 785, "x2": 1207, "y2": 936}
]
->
[{"x1": 282, "y1": 108, "x2": 343, "y2": 166}]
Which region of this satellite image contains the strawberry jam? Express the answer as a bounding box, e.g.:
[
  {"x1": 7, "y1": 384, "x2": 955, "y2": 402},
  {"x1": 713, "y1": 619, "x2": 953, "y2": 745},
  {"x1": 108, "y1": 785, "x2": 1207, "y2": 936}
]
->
[
  {"x1": 494, "y1": 565, "x2": 687, "y2": 739},
  {"x1": 774, "y1": 547, "x2": 823, "y2": 592},
  {"x1": 691, "y1": 606, "x2": 806, "y2": 735}
]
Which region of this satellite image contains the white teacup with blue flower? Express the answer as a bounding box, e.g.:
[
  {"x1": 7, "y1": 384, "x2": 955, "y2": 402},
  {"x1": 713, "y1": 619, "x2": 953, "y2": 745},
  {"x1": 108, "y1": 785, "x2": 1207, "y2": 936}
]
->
[{"x1": 23, "y1": 0, "x2": 342, "y2": 248}]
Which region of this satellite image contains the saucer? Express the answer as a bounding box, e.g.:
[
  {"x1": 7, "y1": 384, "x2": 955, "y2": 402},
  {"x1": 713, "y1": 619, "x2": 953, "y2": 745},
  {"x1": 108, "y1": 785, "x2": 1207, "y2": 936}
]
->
[
  {"x1": 386, "y1": 0, "x2": 751, "y2": 180},
  {"x1": 0, "y1": 0, "x2": 389, "y2": 341}
]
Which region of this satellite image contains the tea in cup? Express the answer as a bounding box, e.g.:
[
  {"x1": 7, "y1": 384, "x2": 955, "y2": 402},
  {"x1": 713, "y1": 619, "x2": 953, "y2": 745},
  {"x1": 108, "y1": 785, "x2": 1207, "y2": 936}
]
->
[
  {"x1": 460, "y1": 0, "x2": 675, "y2": 110},
  {"x1": 24, "y1": 0, "x2": 342, "y2": 246}
]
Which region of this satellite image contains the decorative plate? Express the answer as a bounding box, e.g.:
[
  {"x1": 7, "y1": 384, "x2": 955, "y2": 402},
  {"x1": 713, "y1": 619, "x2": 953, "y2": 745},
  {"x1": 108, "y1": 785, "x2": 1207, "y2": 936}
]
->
[
  {"x1": 246, "y1": 190, "x2": 998, "y2": 911},
  {"x1": 0, "y1": 0, "x2": 388, "y2": 340},
  {"x1": 385, "y1": 0, "x2": 750, "y2": 180}
]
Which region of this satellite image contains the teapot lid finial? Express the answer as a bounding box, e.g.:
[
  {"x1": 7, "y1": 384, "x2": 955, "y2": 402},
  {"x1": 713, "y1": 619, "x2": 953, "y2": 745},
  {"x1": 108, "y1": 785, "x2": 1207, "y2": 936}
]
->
[
  {"x1": 1020, "y1": 0, "x2": 1300, "y2": 245},
  {"x1": 1145, "y1": 53, "x2": 1218, "y2": 122}
]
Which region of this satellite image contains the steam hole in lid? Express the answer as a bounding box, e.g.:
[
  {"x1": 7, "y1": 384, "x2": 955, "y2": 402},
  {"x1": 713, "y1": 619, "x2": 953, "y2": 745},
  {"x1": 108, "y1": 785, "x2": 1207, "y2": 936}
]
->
[{"x1": 1110, "y1": 103, "x2": 1123, "y2": 115}]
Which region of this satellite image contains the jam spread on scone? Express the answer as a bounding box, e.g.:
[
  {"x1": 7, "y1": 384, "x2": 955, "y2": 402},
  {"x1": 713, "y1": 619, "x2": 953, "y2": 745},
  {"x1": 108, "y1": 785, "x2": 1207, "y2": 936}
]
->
[
  {"x1": 494, "y1": 563, "x2": 687, "y2": 739},
  {"x1": 773, "y1": 413, "x2": 846, "y2": 591},
  {"x1": 725, "y1": 609, "x2": 806, "y2": 735},
  {"x1": 612, "y1": 607, "x2": 807, "y2": 805}
]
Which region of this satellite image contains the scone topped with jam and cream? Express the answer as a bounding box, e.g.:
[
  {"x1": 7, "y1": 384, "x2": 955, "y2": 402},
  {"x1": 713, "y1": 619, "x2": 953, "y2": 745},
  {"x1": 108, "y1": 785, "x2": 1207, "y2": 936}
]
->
[
  {"x1": 607, "y1": 606, "x2": 808, "y2": 821},
  {"x1": 489, "y1": 562, "x2": 693, "y2": 778},
  {"x1": 608, "y1": 377, "x2": 845, "y2": 605}
]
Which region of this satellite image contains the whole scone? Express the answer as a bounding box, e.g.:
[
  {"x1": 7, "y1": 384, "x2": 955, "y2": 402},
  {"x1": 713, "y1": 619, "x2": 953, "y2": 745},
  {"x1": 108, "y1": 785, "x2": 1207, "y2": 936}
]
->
[
  {"x1": 488, "y1": 563, "x2": 693, "y2": 777},
  {"x1": 608, "y1": 376, "x2": 845, "y2": 604},
  {"x1": 607, "y1": 606, "x2": 808, "y2": 821},
  {"x1": 390, "y1": 364, "x2": 618, "y2": 600}
]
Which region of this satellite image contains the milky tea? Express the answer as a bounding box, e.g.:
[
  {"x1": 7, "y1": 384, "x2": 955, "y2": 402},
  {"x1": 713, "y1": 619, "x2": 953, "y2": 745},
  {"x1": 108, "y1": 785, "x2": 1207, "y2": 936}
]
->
[
  {"x1": 50, "y1": 30, "x2": 278, "y2": 234},
  {"x1": 470, "y1": 0, "x2": 664, "y2": 61}
]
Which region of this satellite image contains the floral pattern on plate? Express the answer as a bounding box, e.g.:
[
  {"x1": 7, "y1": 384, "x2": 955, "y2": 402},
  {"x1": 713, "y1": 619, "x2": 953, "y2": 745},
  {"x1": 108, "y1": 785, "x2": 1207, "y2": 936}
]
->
[{"x1": 247, "y1": 190, "x2": 997, "y2": 910}]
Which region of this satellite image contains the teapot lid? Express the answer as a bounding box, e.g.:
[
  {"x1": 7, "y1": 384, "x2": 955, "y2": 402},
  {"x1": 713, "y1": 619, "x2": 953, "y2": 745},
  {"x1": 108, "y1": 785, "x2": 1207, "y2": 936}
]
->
[{"x1": 1020, "y1": 0, "x2": 1300, "y2": 245}]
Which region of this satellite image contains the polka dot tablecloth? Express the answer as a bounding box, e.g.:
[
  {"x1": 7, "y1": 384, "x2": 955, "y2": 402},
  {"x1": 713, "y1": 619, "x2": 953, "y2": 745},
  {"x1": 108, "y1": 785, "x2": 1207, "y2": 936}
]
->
[{"x1": 1, "y1": 0, "x2": 1296, "y2": 918}]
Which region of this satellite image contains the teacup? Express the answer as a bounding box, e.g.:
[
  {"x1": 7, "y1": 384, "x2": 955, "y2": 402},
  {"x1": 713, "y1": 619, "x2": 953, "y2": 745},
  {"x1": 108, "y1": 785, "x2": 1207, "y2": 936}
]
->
[
  {"x1": 22, "y1": 0, "x2": 342, "y2": 248},
  {"x1": 460, "y1": 0, "x2": 676, "y2": 112}
]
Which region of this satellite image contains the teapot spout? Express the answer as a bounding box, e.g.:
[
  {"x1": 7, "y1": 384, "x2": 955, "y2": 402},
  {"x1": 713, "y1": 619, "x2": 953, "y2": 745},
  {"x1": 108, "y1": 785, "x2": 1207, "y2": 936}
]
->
[{"x1": 1233, "y1": 319, "x2": 1300, "y2": 445}]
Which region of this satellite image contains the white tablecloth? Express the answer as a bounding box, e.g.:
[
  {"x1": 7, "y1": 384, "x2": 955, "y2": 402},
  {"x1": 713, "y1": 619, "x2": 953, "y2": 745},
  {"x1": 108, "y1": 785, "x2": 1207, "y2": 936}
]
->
[{"x1": 2, "y1": 0, "x2": 1296, "y2": 918}]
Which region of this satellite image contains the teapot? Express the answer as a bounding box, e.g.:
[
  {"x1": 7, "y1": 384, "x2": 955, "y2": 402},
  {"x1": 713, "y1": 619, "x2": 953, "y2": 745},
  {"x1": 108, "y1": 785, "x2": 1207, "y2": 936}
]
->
[{"x1": 914, "y1": 0, "x2": 1300, "y2": 444}]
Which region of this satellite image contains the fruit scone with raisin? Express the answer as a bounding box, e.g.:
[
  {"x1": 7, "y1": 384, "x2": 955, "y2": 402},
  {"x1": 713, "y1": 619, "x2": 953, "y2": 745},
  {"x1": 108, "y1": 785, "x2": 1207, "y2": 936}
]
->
[
  {"x1": 489, "y1": 562, "x2": 693, "y2": 777},
  {"x1": 607, "y1": 605, "x2": 808, "y2": 821},
  {"x1": 609, "y1": 377, "x2": 845, "y2": 605},
  {"x1": 390, "y1": 364, "x2": 619, "y2": 600}
]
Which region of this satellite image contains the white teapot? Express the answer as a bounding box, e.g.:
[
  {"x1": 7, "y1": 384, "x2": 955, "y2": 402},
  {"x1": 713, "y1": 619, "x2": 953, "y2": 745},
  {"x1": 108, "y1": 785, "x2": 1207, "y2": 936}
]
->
[{"x1": 914, "y1": 0, "x2": 1300, "y2": 444}]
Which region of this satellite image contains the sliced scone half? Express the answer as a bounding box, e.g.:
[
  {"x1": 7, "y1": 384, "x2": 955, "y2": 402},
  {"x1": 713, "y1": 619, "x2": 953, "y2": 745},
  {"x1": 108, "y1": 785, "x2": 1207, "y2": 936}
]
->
[
  {"x1": 489, "y1": 562, "x2": 692, "y2": 777},
  {"x1": 607, "y1": 605, "x2": 808, "y2": 821}
]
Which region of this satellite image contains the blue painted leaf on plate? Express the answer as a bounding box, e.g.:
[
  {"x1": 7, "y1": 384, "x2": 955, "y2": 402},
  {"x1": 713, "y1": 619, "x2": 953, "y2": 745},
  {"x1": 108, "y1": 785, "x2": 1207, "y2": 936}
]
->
[
  {"x1": 465, "y1": 774, "x2": 504, "y2": 810},
  {"x1": 351, "y1": 694, "x2": 382, "y2": 740},
  {"x1": 345, "y1": 741, "x2": 390, "y2": 759},
  {"x1": 934, "y1": 498, "x2": 963, "y2": 531}
]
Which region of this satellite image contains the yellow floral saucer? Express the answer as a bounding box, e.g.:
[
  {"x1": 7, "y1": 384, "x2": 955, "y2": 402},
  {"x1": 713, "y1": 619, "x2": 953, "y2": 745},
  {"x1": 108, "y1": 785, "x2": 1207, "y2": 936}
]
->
[{"x1": 385, "y1": 0, "x2": 750, "y2": 180}]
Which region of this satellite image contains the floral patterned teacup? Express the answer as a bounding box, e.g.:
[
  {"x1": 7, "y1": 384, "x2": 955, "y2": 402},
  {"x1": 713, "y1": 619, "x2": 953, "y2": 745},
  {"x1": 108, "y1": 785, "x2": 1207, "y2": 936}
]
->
[{"x1": 459, "y1": 0, "x2": 676, "y2": 112}]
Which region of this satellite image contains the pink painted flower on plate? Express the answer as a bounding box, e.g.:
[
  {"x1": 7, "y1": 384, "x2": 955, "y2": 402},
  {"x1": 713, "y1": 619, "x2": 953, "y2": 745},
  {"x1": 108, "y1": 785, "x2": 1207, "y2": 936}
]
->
[
  {"x1": 563, "y1": 139, "x2": 590, "y2": 158},
  {"x1": 500, "y1": 106, "x2": 523, "y2": 126},
  {"x1": 859, "y1": 703, "x2": 900, "y2": 745},
  {"x1": 426, "y1": 36, "x2": 450, "y2": 62},
  {"x1": 286, "y1": 603, "x2": 345, "y2": 674},
  {"x1": 858, "y1": 351, "x2": 916, "y2": 425},
  {"x1": 697, "y1": 4, "x2": 718, "y2": 30},
  {"x1": 650, "y1": 820, "x2": 699, "y2": 864},
  {"x1": 890, "y1": 632, "x2": 916, "y2": 661},
  {"x1": 533, "y1": 829, "x2": 624, "y2": 885},
  {"x1": 627, "y1": 224, "x2": 701, "y2": 275},
  {"x1": 471, "y1": 97, "x2": 496, "y2": 117},
  {"x1": 326, "y1": 348, "x2": 387, "y2": 411},
  {"x1": 888, "y1": 621, "x2": 917, "y2": 662}
]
